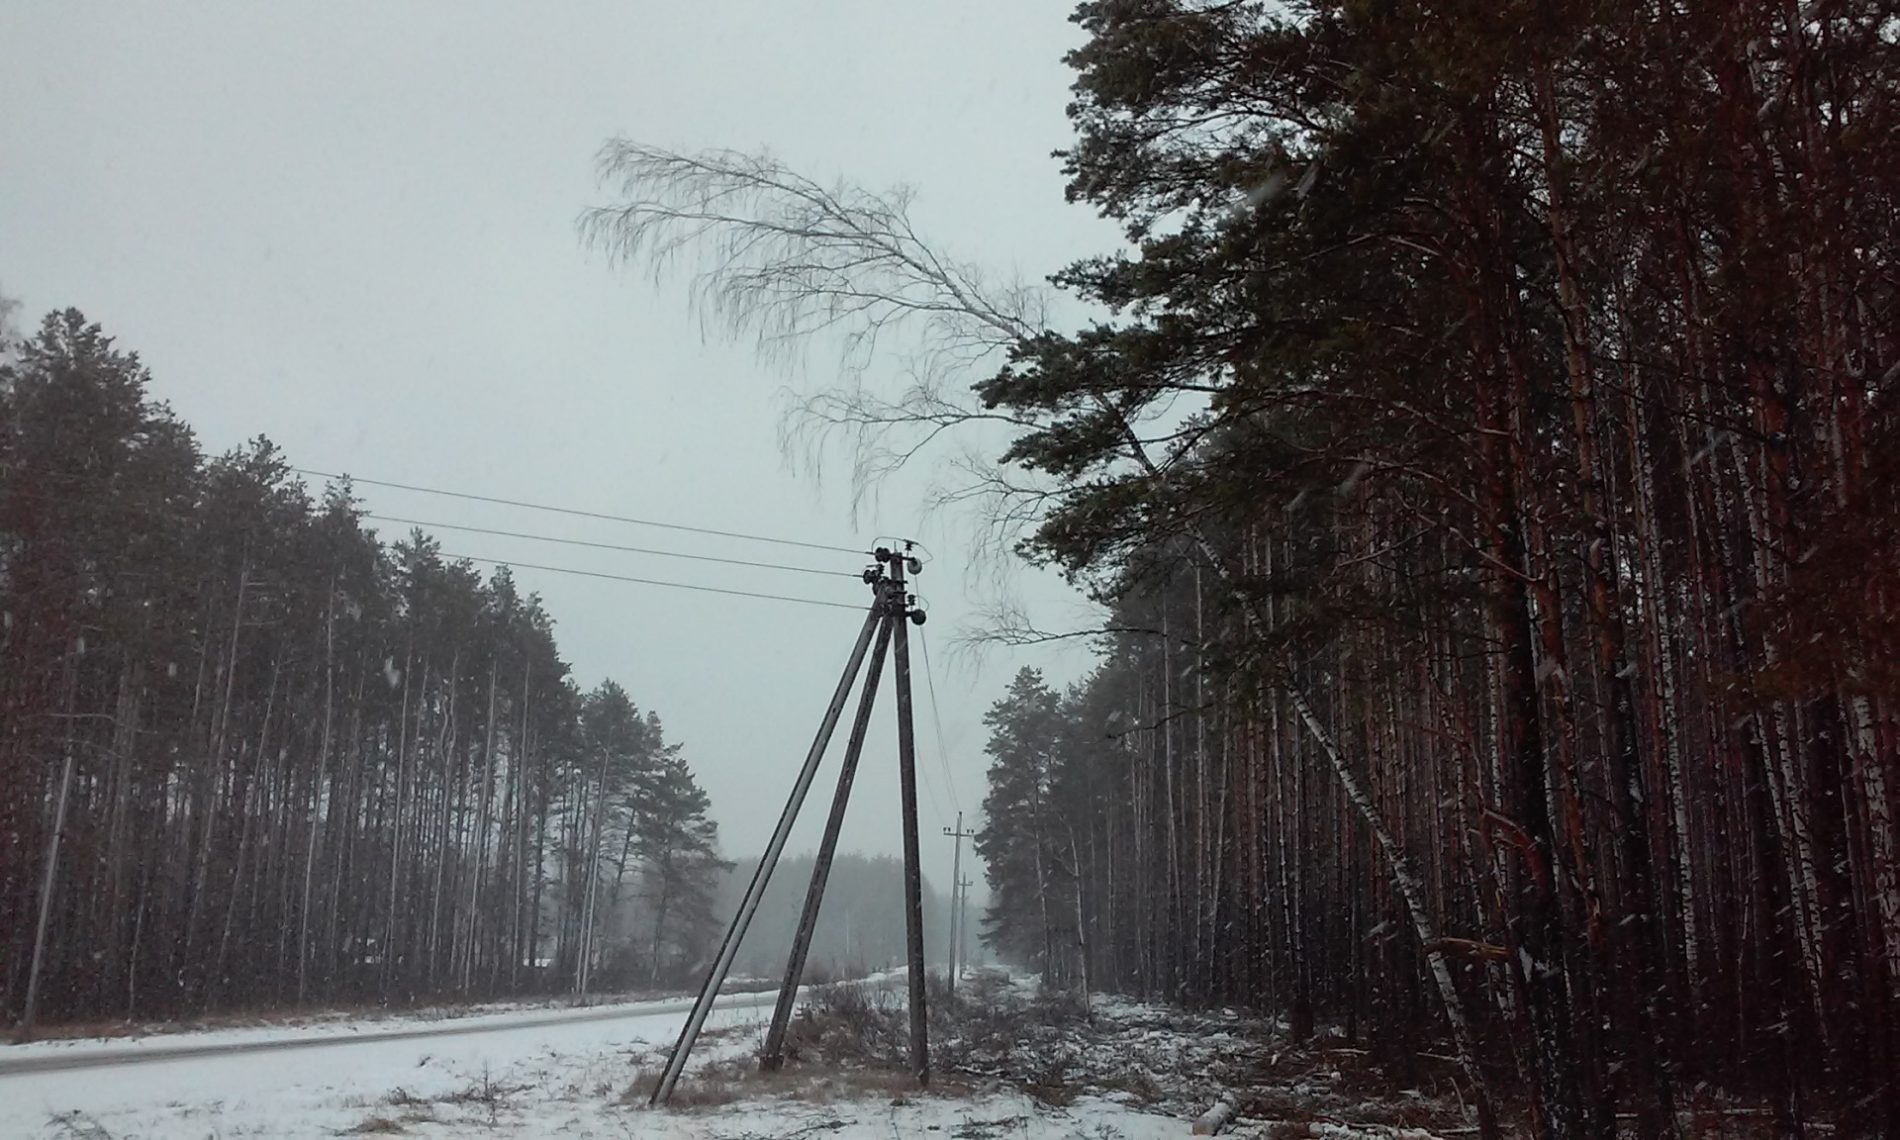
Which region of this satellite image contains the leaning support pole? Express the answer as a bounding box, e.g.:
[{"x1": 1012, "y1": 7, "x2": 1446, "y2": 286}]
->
[
  {"x1": 649, "y1": 594, "x2": 883, "y2": 1106},
  {"x1": 760, "y1": 602, "x2": 897, "y2": 1069},
  {"x1": 888, "y1": 550, "x2": 930, "y2": 1086}
]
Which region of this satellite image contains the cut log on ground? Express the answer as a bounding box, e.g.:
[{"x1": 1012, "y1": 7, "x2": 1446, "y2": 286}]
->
[{"x1": 1193, "y1": 1093, "x2": 1237, "y2": 1135}]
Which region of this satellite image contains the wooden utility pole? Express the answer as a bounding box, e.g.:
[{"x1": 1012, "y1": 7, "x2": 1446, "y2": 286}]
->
[
  {"x1": 651, "y1": 545, "x2": 932, "y2": 1104},
  {"x1": 943, "y1": 813, "x2": 976, "y2": 990},
  {"x1": 648, "y1": 592, "x2": 884, "y2": 1105},
  {"x1": 889, "y1": 546, "x2": 930, "y2": 1086},
  {"x1": 762, "y1": 605, "x2": 896, "y2": 1069}
]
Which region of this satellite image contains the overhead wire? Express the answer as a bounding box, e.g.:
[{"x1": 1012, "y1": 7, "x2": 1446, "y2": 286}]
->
[
  {"x1": 22, "y1": 465, "x2": 902, "y2": 581},
  {"x1": 911, "y1": 687, "x2": 946, "y2": 830},
  {"x1": 293, "y1": 467, "x2": 867, "y2": 556},
  {"x1": 917, "y1": 768, "x2": 946, "y2": 830},
  {"x1": 11, "y1": 466, "x2": 950, "y2": 821},
  {"x1": 362, "y1": 514, "x2": 860, "y2": 578},
  {"x1": 897, "y1": 614, "x2": 945, "y2": 826},
  {"x1": 446, "y1": 554, "x2": 869, "y2": 611},
  {"x1": 0, "y1": 482, "x2": 868, "y2": 612},
  {"x1": 917, "y1": 622, "x2": 964, "y2": 817},
  {"x1": 891, "y1": 568, "x2": 945, "y2": 828}
]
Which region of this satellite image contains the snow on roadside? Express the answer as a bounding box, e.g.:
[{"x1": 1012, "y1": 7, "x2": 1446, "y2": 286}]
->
[
  {"x1": 927, "y1": 979, "x2": 1468, "y2": 1139},
  {"x1": 0, "y1": 973, "x2": 900, "y2": 1071},
  {"x1": 627, "y1": 1090, "x2": 1190, "y2": 1140},
  {"x1": 0, "y1": 995, "x2": 739, "y2": 1075},
  {"x1": 3, "y1": 972, "x2": 1469, "y2": 1138},
  {"x1": 9, "y1": 999, "x2": 794, "y2": 1138},
  {"x1": 4, "y1": 1003, "x2": 1191, "y2": 1139}
]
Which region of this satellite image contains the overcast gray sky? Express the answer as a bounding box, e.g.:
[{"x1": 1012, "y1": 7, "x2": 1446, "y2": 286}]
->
[{"x1": 0, "y1": 2, "x2": 1120, "y2": 894}]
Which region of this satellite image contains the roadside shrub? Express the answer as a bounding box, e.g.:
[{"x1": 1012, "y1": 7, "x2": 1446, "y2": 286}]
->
[{"x1": 777, "y1": 981, "x2": 906, "y2": 1066}]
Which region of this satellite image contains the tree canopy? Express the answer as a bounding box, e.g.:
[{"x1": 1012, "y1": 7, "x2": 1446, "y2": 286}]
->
[{"x1": 1, "y1": 309, "x2": 728, "y2": 1030}]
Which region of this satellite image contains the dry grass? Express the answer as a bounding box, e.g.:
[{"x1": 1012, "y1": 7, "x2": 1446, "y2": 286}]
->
[
  {"x1": 343, "y1": 1064, "x2": 530, "y2": 1132},
  {"x1": 1223, "y1": 1032, "x2": 1488, "y2": 1138},
  {"x1": 949, "y1": 1114, "x2": 1032, "y2": 1139},
  {"x1": 437, "y1": 1067, "x2": 530, "y2": 1107},
  {"x1": 1022, "y1": 1078, "x2": 1077, "y2": 1108},
  {"x1": 786, "y1": 980, "x2": 908, "y2": 1064},
  {"x1": 626, "y1": 984, "x2": 973, "y2": 1114},
  {"x1": 43, "y1": 1112, "x2": 115, "y2": 1140},
  {"x1": 1026, "y1": 985, "x2": 1091, "y2": 1025},
  {"x1": 1095, "y1": 1066, "x2": 1164, "y2": 1104},
  {"x1": 627, "y1": 970, "x2": 1488, "y2": 1135},
  {"x1": 627, "y1": 1054, "x2": 953, "y2": 1112}
]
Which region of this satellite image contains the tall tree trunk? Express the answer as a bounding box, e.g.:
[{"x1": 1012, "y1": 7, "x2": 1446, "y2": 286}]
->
[
  {"x1": 16, "y1": 643, "x2": 82, "y2": 1041},
  {"x1": 299, "y1": 583, "x2": 337, "y2": 1005}
]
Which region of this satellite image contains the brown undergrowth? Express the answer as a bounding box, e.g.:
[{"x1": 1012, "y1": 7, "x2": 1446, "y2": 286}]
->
[{"x1": 630, "y1": 970, "x2": 1479, "y2": 1135}]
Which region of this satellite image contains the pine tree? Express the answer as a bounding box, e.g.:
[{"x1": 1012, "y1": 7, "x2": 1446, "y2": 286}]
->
[{"x1": 0, "y1": 309, "x2": 734, "y2": 1030}]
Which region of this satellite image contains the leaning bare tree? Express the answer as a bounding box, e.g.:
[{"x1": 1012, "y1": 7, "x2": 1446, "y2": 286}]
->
[
  {"x1": 580, "y1": 144, "x2": 1057, "y2": 533},
  {"x1": 576, "y1": 140, "x2": 1500, "y2": 1136}
]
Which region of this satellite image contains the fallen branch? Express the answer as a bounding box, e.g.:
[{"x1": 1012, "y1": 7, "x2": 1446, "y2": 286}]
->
[
  {"x1": 1192, "y1": 1093, "x2": 1238, "y2": 1135},
  {"x1": 1423, "y1": 938, "x2": 1509, "y2": 962}
]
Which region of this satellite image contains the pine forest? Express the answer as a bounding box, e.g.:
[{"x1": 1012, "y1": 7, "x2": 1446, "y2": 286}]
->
[
  {"x1": 1, "y1": 310, "x2": 730, "y2": 1026},
  {"x1": 6, "y1": 1, "x2": 1900, "y2": 1135}
]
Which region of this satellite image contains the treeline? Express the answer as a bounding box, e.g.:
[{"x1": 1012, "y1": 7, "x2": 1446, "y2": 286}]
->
[
  {"x1": 1, "y1": 309, "x2": 726, "y2": 1031},
  {"x1": 970, "y1": 1, "x2": 1900, "y2": 1136},
  {"x1": 719, "y1": 851, "x2": 944, "y2": 981}
]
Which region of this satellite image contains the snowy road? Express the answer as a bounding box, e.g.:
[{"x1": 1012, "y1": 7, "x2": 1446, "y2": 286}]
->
[
  {"x1": 0, "y1": 988, "x2": 780, "y2": 1076},
  {"x1": 0, "y1": 985, "x2": 793, "y2": 1137}
]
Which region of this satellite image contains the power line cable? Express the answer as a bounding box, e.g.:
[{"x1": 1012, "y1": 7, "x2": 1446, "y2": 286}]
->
[
  {"x1": 14, "y1": 463, "x2": 880, "y2": 564},
  {"x1": 364, "y1": 514, "x2": 860, "y2": 578},
  {"x1": 915, "y1": 737, "x2": 947, "y2": 831},
  {"x1": 293, "y1": 467, "x2": 865, "y2": 556},
  {"x1": 1, "y1": 481, "x2": 868, "y2": 611},
  {"x1": 896, "y1": 586, "x2": 946, "y2": 828},
  {"x1": 918, "y1": 623, "x2": 963, "y2": 816},
  {"x1": 446, "y1": 554, "x2": 867, "y2": 611}
]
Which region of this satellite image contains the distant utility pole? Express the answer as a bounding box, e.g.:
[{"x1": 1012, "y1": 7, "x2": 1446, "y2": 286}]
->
[
  {"x1": 942, "y1": 814, "x2": 977, "y2": 991},
  {"x1": 958, "y1": 876, "x2": 973, "y2": 978}
]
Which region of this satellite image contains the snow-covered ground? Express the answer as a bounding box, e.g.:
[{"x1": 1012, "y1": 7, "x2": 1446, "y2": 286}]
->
[
  {"x1": 2, "y1": 974, "x2": 1468, "y2": 1138},
  {"x1": 3, "y1": 988, "x2": 766, "y2": 1137},
  {"x1": 0, "y1": 986, "x2": 787, "y2": 1074},
  {"x1": 0, "y1": 980, "x2": 1184, "y2": 1139}
]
